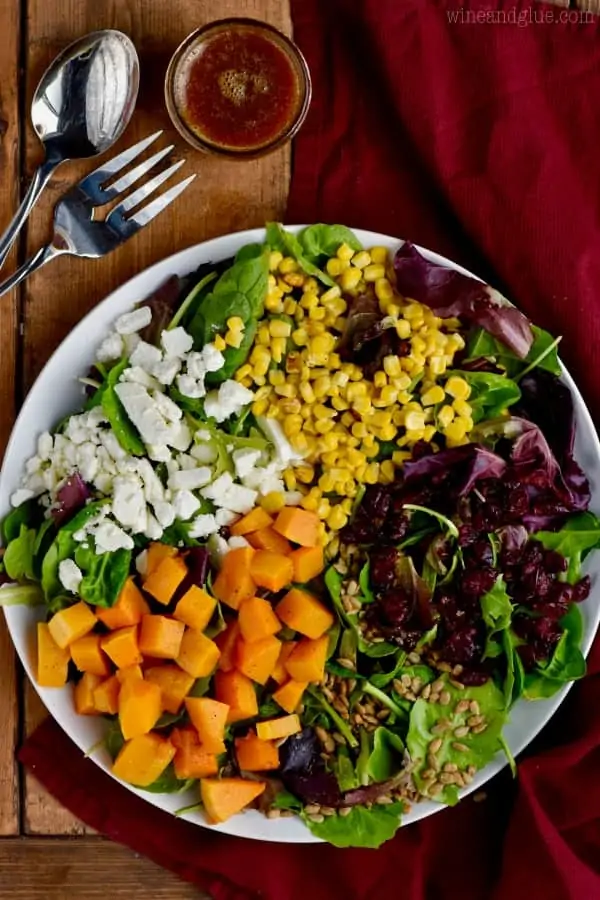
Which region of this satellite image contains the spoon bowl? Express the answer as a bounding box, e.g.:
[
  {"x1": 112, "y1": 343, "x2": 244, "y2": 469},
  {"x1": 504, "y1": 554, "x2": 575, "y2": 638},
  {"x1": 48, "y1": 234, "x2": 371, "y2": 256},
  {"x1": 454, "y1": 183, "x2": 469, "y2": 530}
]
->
[{"x1": 0, "y1": 29, "x2": 139, "y2": 271}]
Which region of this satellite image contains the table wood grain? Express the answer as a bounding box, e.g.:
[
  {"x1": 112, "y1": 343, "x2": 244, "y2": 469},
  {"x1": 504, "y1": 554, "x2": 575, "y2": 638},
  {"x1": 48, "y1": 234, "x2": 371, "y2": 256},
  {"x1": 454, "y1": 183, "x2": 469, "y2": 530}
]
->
[{"x1": 0, "y1": 0, "x2": 290, "y2": 893}]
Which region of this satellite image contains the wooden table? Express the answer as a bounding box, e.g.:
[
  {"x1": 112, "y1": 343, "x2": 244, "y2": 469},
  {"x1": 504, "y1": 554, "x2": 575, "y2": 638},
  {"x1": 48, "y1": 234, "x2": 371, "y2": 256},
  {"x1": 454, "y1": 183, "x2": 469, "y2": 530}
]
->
[{"x1": 0, "y1": 1, "x2": 290, "y2": 896}]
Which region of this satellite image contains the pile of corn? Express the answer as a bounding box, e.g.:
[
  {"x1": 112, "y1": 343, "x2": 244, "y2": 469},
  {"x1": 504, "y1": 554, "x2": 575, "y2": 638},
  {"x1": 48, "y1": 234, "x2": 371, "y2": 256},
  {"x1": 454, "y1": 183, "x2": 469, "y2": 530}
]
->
[{"x1": 234, "y1": 243, "x2": 474, "y2": 541}]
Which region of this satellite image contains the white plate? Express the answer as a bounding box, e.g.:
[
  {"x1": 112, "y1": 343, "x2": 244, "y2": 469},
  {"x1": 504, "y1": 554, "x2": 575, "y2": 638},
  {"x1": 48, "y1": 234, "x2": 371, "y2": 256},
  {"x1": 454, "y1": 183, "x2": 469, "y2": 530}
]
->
[{"x1": 1, "y1": 226, "x2": 599, "y2": 844}]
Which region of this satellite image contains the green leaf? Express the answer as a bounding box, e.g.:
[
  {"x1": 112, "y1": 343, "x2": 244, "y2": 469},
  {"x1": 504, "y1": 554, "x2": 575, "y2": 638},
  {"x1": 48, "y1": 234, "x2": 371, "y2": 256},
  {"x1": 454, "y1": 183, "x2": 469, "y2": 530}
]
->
[
  {"x1": 74, "y1": 545, "x2": 131, "y2": 608},
  {"x1": 271, "y1": 789, "x2": 303, "y2": 812},
  {"x1": 402, "y1": 504, "x2": 459, "y2": 539},
  {"x1": 407, "y1": 678, "x2": 506, "y2": 805},
  {"x1": 534, "y1": 512, "x2": 600, "y2": 584},
  {"x1": 189, "y1": 675, "x2": 212, "y2": 698},
  {"x1": 141, "y1": 762, "x2": 196, "y2": 794},
  {"x1": 4, "y1": 526, "x2": 36, "y2": 580},
  {"x1": 451, "y1": 370, "x2": 521, "y2": 423},
  {"x1": 499, "y1": 734, "x2": 517, "y2": 778},
  {"x1": 523, "y1": 604, "x2": 586, "y2": 698},
  {"x1": 369, "y1": 651, "x2": 410, "y2": 689},
  {"x1": 333, "y1": 746, "x2": 359, "y2": 791},
  {"x1": 154, "y1": 711, "x2": 185, "y2": 729},
  {"x1": 363, "y1": 682, "x2": 406, "y2": 719},
  {"x1": 465, "y1": 325, "x2": 561, "y2": 378},
  {"x1": 0, "y1": 583, "x2": 44, "y2": 606},
  {"x1": 324, "y1": 566, "x2": 396, "y2": 658},
  {"x1": 41, "y1": 502, "x2": 108, "y2": 602},
  {"x1": 32, "y1": 519, "x2": 57, "y2": 580},
  {"x1": 100, "y1": 359, "x2": 146, "y2": 456},
  {"x1": 358, "y1": 561, "x2": 375, "y2": 603},
  {"x1": 265, "y1": 222, "x2": 334, "y2": 286},
  {"x1": 297, "y1": 224, "x2": 362, "y2": 265},
  {"x1": 302, "y1": 801, "x2": 403, "y2": 848},
  {"x1": 480, "y1": 576, "x2": 513, "y2": 660},
  {"x1": 367, "y1": 727, "x2": 405, "y2": 782},
  {"x1": 306, "y1": 686, "x2": 358, "y2": 748},
  {"x1": 168, "y1": 271, "x2": 217, "y2": 331},
  {"x1": 1, "y1": 499, "x2": 41, "y2": 543},
  {"x1": 502, "y1": 629, "x2": 526, "y2": 708},
  {"x1": 104, "y1": 719, "x2": 126, "y2": 761}
]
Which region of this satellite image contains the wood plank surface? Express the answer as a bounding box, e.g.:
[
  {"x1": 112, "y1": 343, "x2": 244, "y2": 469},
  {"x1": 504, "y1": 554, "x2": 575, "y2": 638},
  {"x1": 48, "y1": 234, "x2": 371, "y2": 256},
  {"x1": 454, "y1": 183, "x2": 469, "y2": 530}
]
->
[
  {"x1": 20, "y1": 0, "x2": 291, "y2": 836},
  {"x1": 0, "y1": 837, "x2": 208, "y2": 898},
  {"x1": 0, "y1": 0, "x2": 22, "y2": 838}
]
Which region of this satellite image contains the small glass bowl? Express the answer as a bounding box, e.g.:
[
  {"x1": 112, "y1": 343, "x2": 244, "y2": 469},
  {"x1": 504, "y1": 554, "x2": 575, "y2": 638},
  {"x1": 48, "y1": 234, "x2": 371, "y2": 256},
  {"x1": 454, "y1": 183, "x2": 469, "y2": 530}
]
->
[{"x1": 164, "y1": 18, "x2": 312, "y2": 160}]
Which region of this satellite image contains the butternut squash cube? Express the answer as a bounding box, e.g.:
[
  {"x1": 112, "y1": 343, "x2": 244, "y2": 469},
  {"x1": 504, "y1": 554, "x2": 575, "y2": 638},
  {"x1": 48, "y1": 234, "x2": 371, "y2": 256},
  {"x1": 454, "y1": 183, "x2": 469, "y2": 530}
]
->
[
  {"x1": 93, "y1": 674, "x2": 120, "y2": 715},
  {"x1": 235, "y1": 635, "x2": 281, "y2": 685},
  {"x1": 215, "y1": 670, "x2": 258, "y2": 723},
  {"x1": 246, "y1": 526, "x2": 292, "y2": 555},
  {"x1": 112, "y1": 732, "x2": 175, "y2": 787},
  {"x1": 272, "y1": 678, "x2": 307, "y2": 714},
  {"x1": 238, "y1": 596, "x2": 281, "y2": 643},
  {"x1": 96, "y1": 578, "x2": 150, "y2": 630},
  {"x1": 173, "y1": 585, "x2": 216, "y2": 632},
  {"x1": 116, "y1": 664, "x2": 143, "y2": 684},
  {"x1": 138, "y1": 614, "x2": 185, "y2": 659},
  {"x1": 70, "y1": 633, "x2": 111, "y2": 677},
  {"x1": 276, "y1": 588, "x2": 334, "y2": 639},
  {"x1": 273, "y1": 507, "x2": 319, "y2": 547},
  {"x1": 48, "y1": 602, "x2": 97, "y2": 649},
  {"x1": 118, "y1": 678, "x2": 162, "y2": 740},
  {"x1": 185, "y1": 697, "x2": 229, "y2": 753},
  {"x1": 284, "y1": 635, "x2": 328, "y2": 683},
  {"x1": 101, "y1": 625, "x2": 143, "y2": 669},
  {"x1": 201, "y1": 777, "x2": 266, "y2": 823},
  {"x1": 36, "y1": 622, "x2": 70, "y2": 688},
  {"x1": 74, "y1": 672, "x2": 102, "y2": 715},
  {"x1": 174, "y1": 741, "x2": 218, "y2": 780},
  {"x1": 212, "y1": 547, "x2": 255, "y2": 610},
  {"x1": 235, "y1": 732, "x2": 280, "y2": 772},
  {"x1": 289, "y1": 546, "x2": 324, "y2": 583},
  {"x1": 176, "y1": 629, "x2": 220, "y2": 678},
  {"x1": 256, "y1": 714, "x2": 301, "y2": 741},
  {"x1": 215, "y1": 620, "x2": 240, "y2": 672},
  {"x1": 146, "y1": 542, "x2": 178, "y2": 576},
  {"x1": 249, "y1": 551, "x2": 293, "y2": 593},
  {"x1": 143, "y1": 555, "x2": 188, "y2": 605},
  {"x1": 145, "y1": 664, "x2": 195, "y2": 714},
  {"x1": 230, "y1": 507, "x2": 273, "y2": 536},
  {"x1": 271, "y1": 641, "x2": 296, "y2": 686}
]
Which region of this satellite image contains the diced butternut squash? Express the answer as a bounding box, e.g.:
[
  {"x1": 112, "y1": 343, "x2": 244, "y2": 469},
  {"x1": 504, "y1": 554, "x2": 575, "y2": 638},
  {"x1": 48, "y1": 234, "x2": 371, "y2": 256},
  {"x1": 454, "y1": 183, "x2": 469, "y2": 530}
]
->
[
  {"x1": 290, "y1": 546, "x2": 324, "y2": 583},
  {"x1": 70, "y1": 633, "x2": 111, "y2": 677},
  {"x1": 101, "y1": 625, "x2": 143, "y2": 669},
  {"x1": 143, "y1": 555, "x2": 188, "y2": 605},
  {"x1": 170, "y1": 725, "x2": 198, "y2": 750},
  {"x1": 238, "y1": 596, "x2": 281, "y2": 643},
  {"x1": 284, "y1": 635, "x2": 328, "y2": 683},
  {"x1": 173, "y1": 585, "x2": 216, "y2": 632},
  {"x1": 74, "y1": 672, "x2": 102, "y2": 715},
  {"x1": 271, "y1": 641, "x2": 296, "y2": 685},
  {"x1": 215, "y1": 620, "x2": 241, "y2": 672},
  {"x1": 249, "y1": 551, "x2": 293, "y2": 593},
  {"x1": 230, "y1": 507, "x2": 273, "y2": 536},
  {"x1": 276, "y1": 588, "x2": 334, "y2": 639},
  {"x1": 48, "y1": 602, "x2": 97, "y2": 649},
  {"x1": 273, "y1": 507, "x2": 319, "y2": 547},
  {"x1": 185, "y1": 697, "x2": 229, "y2": 753},
  {"x1": 138, "y1": 615, "x2": 185, "y2": 659},
  {"x1": 36, "y1": 622, "x2": 70, "y2": 687},
  {"x1": 118, "y1": 678, "x2": 162, "y2": 740},
  {"x1": 145, "y1": 665, "x2": 195, "y2": 714},
  {"x1": 212, "y1": 547, "x2": 256, "y2": 610},
  {"x1": 215, "y1": 670, "x2": 258, "y2": 723},
  {"x1": 174, "y1": 742, "x2": 218, "y2": 780},
  {"x1": 93, "y1": 674, "x2": 120, "y2": 715},
  {"x1": 236, "y1": 635, "x2": 281, "y2": 685},
  {"x1": 272, "y1": 679, "x2": 307, "y2": 714},
  {"x1": 235, "y1": 732, "x2": 280, "y2": 771},
  {"x1": 246, "y1": 526, "x2": 292, "y2": 555},
  {"x1": 146, "y1": 542, "x2": 178, "y2": 576},
  {"x1": 96, "y1": 578, "x2": 150, "y2": 630},
  {"x1": 256, "y1": 714, "x2": 301, "y2": 741},
  {"x1": 201, "y1": 777, "x2": 266, "y2": 823},
  {"x1": 176, "y1": 629, "x2": 220, "y2": 678},
  {"x1": 116, "y1": 664, "x2": 143, "y2": 684},
  {"x1": 112, "y1": 732, "x2": 176, "y2": 787}
]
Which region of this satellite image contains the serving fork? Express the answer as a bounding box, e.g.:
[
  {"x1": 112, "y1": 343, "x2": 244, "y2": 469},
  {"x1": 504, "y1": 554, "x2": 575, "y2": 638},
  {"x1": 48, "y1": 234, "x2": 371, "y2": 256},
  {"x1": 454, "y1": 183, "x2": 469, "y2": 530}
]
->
[{"x1": 0, "y1": 131, "x2": 195, "y2": 299}]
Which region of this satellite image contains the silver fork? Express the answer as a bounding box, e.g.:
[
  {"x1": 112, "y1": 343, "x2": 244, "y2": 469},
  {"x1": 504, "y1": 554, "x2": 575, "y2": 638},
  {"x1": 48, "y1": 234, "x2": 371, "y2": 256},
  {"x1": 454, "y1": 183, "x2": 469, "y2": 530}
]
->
[{"x1": 0, "y1": 131, "x2": 195, "y2": 299}]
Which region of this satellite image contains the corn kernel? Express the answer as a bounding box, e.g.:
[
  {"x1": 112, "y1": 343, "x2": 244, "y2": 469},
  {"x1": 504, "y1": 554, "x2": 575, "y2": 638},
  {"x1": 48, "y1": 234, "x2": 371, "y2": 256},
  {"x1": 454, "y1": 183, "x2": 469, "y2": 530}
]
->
[
  {"x1": 374, "y1": 277, "x2": 394, "y2": 305},
  {"x1": 383, "y1": 355, "x2": 401, "y2": 378},
  {"x1": 283, "y1": 414, "x2": 304, "y2": 438},
  {"x1": 283, "y1": 298, "x2": 297, "y2": 316},
  {"x1": 327, "y1": 506, "x2": 348, "y2": 531},
  {"x1": 300, "y1": 292, "x2": 320, "y2": 310},
  {"x1": 395, "y1": 319, "x2": 411, "y2": 340},
  {"x1": 252, "y1": 399, "x2": 269, "y2": 417},
  {"x1": 380, "y1": 460, "x2": 395, "y2": 483},
  {"x1": 292, "y1": 328, "x2": 308, "y2": 347},
  {"x1": 318, "y1": 473, "x2": 336, "y2": 493},
  {"x1": 265, "y1": 292, "x2": 284, "y2": 313},
  {"x1": 251, "y1": 358, "x2": 270, "y2": 378},
  {"x1": 379, "y1": 423, "x2": 398, "y2": 441},
  {"x1": 275, "y1": 384, "x2": 297, "y2": 399},
  {"x1": 352, "y1": 250, "x2": 371, "y2": 269},
  {"x1": 268, "y1": 250, "x2": 283, "y2": 271},
  {"x1": 315, "y1": 419, "x2": 335, "y2": 434},
  {"x1": 438, "y1": 405, "x2": 455, "y2": 428},
  {"x1": 299, "y1": 382, "x2": 316, "y2": 404},
  {"x1": 445, "y1": 376, "x2": 471, "y2": 400},
  {"x1": 260, "y1": 491, "x2": 286, "y2": 514},
  {"x1": 337, "y1": 242, "x2": 355, "y2": 261},
  {"x1": 294, "y1": 464, "x2": 314, "y2": 485},
  {"x1": 283, "y1": 469, "x2": 297, "y2": 491},
  {"x1": 369, "y1": 246, "x2": 388, "y2": 265},
  {"x1": 423, "y1": 425, "x2": 436, "y2": 442},
  {"x1": 444, "y1": 419, "x2": 467, "y2": 442},
  {"x1": 317, "y1": 499, "x2": 331, "y2": 519},
  {"x1": 428, "y1": 355, "x2": 447, "y2": 376},
  {"x1": 339, "y1": 266, "x2": 362, "y2": 293},
  {"x1": 313, "y1": 376, "x2": 331, "y2": 398},
  {"x1": 213, "y1": 334, "x2": 226, "y2": 351},
  {"x1": 405, "y1": 410, "x2": 426, "y2": 431},
  {"x1": 301, "y1": 494, "x2": 319, "y2": 512},
  {"x1": 453, "y1": 398, "x2": 472, "y2": 418},
  {"x1": 326, "y1": 257, "x2": 344, "y2": 277},
  {"x1": 364, "y1": 462, "x2": 380, "y2": 484},
  {"x1": 308, "y1": 306, "x2": 326, "y2": 321},
  {"x1": 268, "y1": 370, "x2": 285, "y2": 387},
  {"x1": 257, "y1": 325, "x2": 270, "y2": 346},
  {"x1": 269, "y1": 319, "x2": 292, "y2": 338},
  {"x1": 280, "y1": 398, "x2": 301, "y2": 415},
  {"x1": 350, "y1": 421, "x2": 367, "y2": 440},
  {"x1": 235, "y1": 364, "x2": 252, "y2": 382},
  {"x1": 225, "y1": 329, "x2": 243, "y2": 348},
  {"x1": 226, "y1": 316, "x2": 243, "y2": 331},
  {"x1": 392, "y1": 450, "x2": 412, "y2": 465},
  {"x1": 271, "y1": 337, "x2": 286, "y2": 363},
  {"x1": 266, "y1": 404, "x2": 280, "y2": 419},
  {"x1": 278, "y1": 257, "x2": 298, "y2": 275},
  {"x1": 380, "y1": 386, "x2": 399, "y2": 406},
  {"x1": 363, "y1": 264, "x2": 386, "y2": 282},
  {"x1": 320, "y1": 284, "x2": 342, "y2": 304},
  {"x1": 421, "y1": 385, "x2": 446, "y2": 406},
  {"x1": 456, "y1": 415, "x2": 474, "y2": 432},
  {"x1": 284, "y1": 272, "x2": 305, "y2": 288},
  {"x1": 291, "y1": 432, "x2": 309, "y2": 453}
]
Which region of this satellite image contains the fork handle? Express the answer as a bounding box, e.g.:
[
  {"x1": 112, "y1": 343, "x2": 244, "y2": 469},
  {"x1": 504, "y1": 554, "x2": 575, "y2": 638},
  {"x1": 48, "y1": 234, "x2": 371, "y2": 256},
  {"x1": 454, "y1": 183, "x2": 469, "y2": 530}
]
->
[
  {"x1": 0, "y1": 158, "x2": 60, "y2": 271},
  {"x1": 0, "y1": 244, "x2": 66, "y2": 299}
]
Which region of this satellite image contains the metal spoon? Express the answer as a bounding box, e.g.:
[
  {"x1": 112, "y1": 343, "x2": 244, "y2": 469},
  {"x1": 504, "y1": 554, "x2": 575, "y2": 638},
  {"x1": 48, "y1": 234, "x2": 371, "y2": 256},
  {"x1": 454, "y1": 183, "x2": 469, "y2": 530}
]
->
[{"x1": 0, "y1": 29, "x2": 139, "y2": 271}]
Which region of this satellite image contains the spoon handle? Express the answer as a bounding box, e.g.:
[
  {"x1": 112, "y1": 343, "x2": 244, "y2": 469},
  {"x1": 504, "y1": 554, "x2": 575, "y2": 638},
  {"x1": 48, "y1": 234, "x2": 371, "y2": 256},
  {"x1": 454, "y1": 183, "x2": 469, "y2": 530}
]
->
[
  {"x1": 0, "y1": 159, "x2": 59, "y2": 271},
  {"x1": 0, "y1": 243, "x2": 66, "y2": 299}
]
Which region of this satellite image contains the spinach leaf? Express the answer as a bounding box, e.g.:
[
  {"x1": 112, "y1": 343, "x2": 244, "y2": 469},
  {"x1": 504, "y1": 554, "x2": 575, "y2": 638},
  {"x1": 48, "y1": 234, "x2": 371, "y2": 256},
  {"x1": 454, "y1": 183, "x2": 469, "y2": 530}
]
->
[
  {"x1": 104, "y1": 719, "x2": 126, "y2": 760},
  {"x1": 3, "y1": 526, "x2": 37, "y2": 581},
  {"x1": 212, "y1": 244, "x2": 269, "y2": 314},
  {"x1": 306, "y1": 686, "x2": 358, "y2": 748},
  {"x1": 480, "y1": 576, "x2": 513, "y2": 660},
  {"x1": 367, "y1": 727, "x2": 405, "y2": 782},
  {"x1": 73, "y1": 544, "x2": 131, "y2": 608},
  {"x1": 160, "y1": 520, "x2": 202, "y2": 548},
  {"x1": 272, "y1": 789, "x2": 303, "y2": 812},
  {"x1": 325, "y1": 566, "x2": 397, "y2": 658},
  {"x1": 523, "y1": 604, "x2": 586, "y2": 698},
  {"x1": 452, "y1": 370, "x2": 521, "y2": 423},
  {"x1": 168, "y1": 271, "x2": 217, "y2": 331},
  {"x1": 100, "y1": 359, "x2": 146, "y2": 456},
  {"x1": 402, "y1": 504, "x2": 459, "y2": 539},
  {"x1": 534, "y1": 512, "x2": 600, "y2": 584},
  {"x1": 302, "y1": 801, "x2": 403, "y2": 848},
  {"x1": 1, "y1": 499, "x2": 41, "y2": 543},
  {"x1": 141, "y1": 762, "x2": 196, "y2": 794},
  {"x1": 369, "y1": 651, "x2": 410, "y2": 689},
  {"x1": 189, "y1": 675, "x2": 212, "y2": 697},
  {"x1": 502, "y1": 629, "x2": 525, "y2": 708},
  {"x1": 407, "y1": 678, "x2": 506, "y2": 805},
  {"x1": 266, "y1": 222, "x2": 334, "y2": 287},
  {"x1": 358, "y1": 561, "x2": 375, "y2": 603},
  {"x1": 466, "y1": 325, "x2": 561, "y2": 378},
  {"x1": 333, "y1": 746, "x2": 359, "y2": 791},
  {"x1": 154, "y1": 711, "x2": 186, "y2": 729},
  {"x1": 41, "y1": 502, "x2": 107, "y2": 602},
  {"x1": 297, "y1": 224, "x2": 362, "y2": 266},
  {"x1": 32, "y1": 519, "x2": 57, "y2": 580}
]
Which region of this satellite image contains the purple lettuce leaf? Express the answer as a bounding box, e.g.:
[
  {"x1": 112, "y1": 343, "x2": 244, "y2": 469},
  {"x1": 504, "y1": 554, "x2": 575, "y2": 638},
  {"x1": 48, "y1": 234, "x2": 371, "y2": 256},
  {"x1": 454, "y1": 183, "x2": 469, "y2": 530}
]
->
[
  {"x1": 393, "y1": 242, "x2": 533, "y2": 359},
  {"x1": 137, "y1": 275, "x2": 183, "y2": 345},
  {"x1": 514, "y1": 370, "x2": 574, "y2": 465},
  {"x1": 402, "y1": 444, "x2": 507, "y2": 498},
  {"x1": 337, "y1": 292, "x2": 409, "y2": 378},
  {"x1": 52, "y1": 474, "x2": 91, "y2": 525}
]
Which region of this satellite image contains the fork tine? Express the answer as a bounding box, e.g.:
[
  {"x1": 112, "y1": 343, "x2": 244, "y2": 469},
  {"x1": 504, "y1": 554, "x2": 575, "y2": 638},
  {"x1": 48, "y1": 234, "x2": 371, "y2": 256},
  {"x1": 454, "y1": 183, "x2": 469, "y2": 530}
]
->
[
  {"x1": 108, "y1": 174, "x2": 197, "y2": 239},
  {"x1": 77, "y1": 131, "x2": 163, "y2": 204},
  {"x1": 103, "y1": 145, "x2": 176, "y2": 201},
  {"x1": 108, "y1": 159, "x2": 185, "y2": 217}
]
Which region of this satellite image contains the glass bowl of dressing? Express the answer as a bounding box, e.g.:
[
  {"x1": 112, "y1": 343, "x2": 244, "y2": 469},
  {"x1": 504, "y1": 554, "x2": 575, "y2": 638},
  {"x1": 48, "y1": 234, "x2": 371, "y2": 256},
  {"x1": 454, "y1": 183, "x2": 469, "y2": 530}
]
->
[{"x1": 165, "y1": 18, "x2": 312, "y2": 159}]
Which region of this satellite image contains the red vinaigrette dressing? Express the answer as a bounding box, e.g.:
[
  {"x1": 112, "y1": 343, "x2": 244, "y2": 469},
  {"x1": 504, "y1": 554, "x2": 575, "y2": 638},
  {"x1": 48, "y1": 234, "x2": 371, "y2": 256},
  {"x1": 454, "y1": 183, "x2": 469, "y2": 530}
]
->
[{"x1": 175, "y1": 27, "x2": 304, "y2": 153}]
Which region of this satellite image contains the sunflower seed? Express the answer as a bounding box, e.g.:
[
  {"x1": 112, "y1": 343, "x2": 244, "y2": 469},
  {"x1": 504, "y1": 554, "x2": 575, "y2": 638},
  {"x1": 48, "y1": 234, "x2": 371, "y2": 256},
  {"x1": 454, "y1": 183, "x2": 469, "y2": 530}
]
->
[
  {"x1": 404, "y1": 691, "x2": 417, "y2": 702},
  {"x1": 422, "y1": 768, "x2": 436, "y2": 780},
  {"x1": 452, "y1": 664, "x2": 464, "y2": 676},
  {"x1": 304, "y1": 804, "x2": 321, "y2": 815},
  {"x1": 449, "y1": 679, "x2": 465, "y2": 690},
  {"x1": 346, "y1": 579, "x2": 359, "y2": 596},
  {"x1": 469, "y1": 700, "x2": 480, "y2": 715},
  {"x1": 315, "y1": 726, "x2": 330, "y2": 743},
  {"x1": 376, "y1": 795, "x2": 394, "y2": 805},
  {"x1": 347, "y1": 679, "x2": 357, "y2": 693},
  {"x1": 353, "y1": 713, "x2": 364, "y2": 726},
  {"x1": 427, "y1": 752, "x2": 440, "y2": 771},
  {"x1": 431, "y1": 678, "x2": 445, "y2": 693},
  {"x1": 267, "y1": 808, "x2": 281, "y2": 818},
  {"x1": 429, "y1": 737, "x2": 443, "y2": 754},
  {"x1": 428, "y1": 782, "x2": 443, "y2": 797},
  {"x1": 322, "y1": 687, "x2": 335, "y2": 702},
  {"x1": 339, "y1": 806, "x2": 352, "y2": 817},
  {"x1": 432, "y1": 720, "x2": 451, "y2": 735},
  {"x1": 436, "y1": 662, "x2": 452, "y2": 673},
  {"x1": 364, "y1": 701, "x2": 376, "y2": 715},
  {"x1": 454, "y1": 725, "x2": 470, "y2": 738},
  {"x1": 393, "y1": 679, "x2": 405, "y2": 695},
  {"x1": 429, "y1": 691, "x2": 441, "y2": 704},
  {"x1": 439, "y1": 690, "x2": 451, "y2": 706},
  {"x1": 421, "y1": 684, "x2": 432, "y2": 700},
  {"x1": 443, "y1": 762, "x2": 458, "y2": 773},
  {"x1": 408, "y1": 652, "x2": 421, "y2": 664},
  {"x1": 467, "y1": 715, "x2": 484, "y2": 728},
  {"x1": 455, "y1": 700, "x2": 470, "y2": 714},
  {"x1": 467, "y1": 765, "x2": 477, "y2": 776},
  {"x1": 321, "y1": 806, "x2": 336, "y2": 816},
  {"x1": 337, "y1": 657, "x2": 356, "y2": 670},
  {"x1": 411, "y1": 676, "x2": 423, "y2": 693},
  {"x1": 401, "y1": 674, "x2": 412, "y2": 688},
  {"x1": 439, "y1": 772, "x2": 458, "y2": 785},
  {"x1": 308, "y1": 813, "x2": 325, "y2": 823},
  {"x1": 451, "y1": 742, "x2": 469, "y2": 752},
  {"x1": 332, "y1": 732, "x2": 346, "y2": 745},
  {"x1": 377, "y1": 709, "x2": 391, "y2": 720},
  {"x1": 472, "y1": 723, "x2": 488, "y2": 734}
]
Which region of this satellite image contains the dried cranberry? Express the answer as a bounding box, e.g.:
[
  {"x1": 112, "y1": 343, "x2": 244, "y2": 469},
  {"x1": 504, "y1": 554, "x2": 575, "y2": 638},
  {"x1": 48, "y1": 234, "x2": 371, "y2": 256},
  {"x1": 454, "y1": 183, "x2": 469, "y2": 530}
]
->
[
  {"x1": 543, "y1": 550, "x2": 568, "y2": 574},
  {"x1": 464, "y1": 540, "x2": 494, "y2": 567},
  {"x1": 455, "y1": 667, "x2": 490, "y2": 686},
  {"x1": 378, "y1": 588, "x2": 414, "y2": 626},
  {"x1": 460, "y1": 567, "x2": 497, "y2": 599},
  {"x1": 504, "y1": 483, "x2": 529, "y2": 517},
  {"x1": 458, "y1": 525, "x2": 479, "y2": 547},
  {"x1": 572, "y1": 575, "x2": 591, "y2": 603},
  {"x1": 370, "y1": 549, "x2": 399, "y2": 589},
  {"x1": 439, "y1": 625, "x2": 484, "y2": 666},
  {"x1": 517, "y1": 644, "x2": 537, "y2": 671},
  {"x1": 386, "y1": 515, "x2": 410, "y2": 542}
]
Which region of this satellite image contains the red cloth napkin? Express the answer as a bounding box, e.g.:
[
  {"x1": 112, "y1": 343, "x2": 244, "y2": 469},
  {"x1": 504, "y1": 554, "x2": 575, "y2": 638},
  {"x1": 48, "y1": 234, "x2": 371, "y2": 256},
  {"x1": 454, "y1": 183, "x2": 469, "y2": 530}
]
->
[{"x1": 19, "y1": 2, "x2": 600, "y2": 898}]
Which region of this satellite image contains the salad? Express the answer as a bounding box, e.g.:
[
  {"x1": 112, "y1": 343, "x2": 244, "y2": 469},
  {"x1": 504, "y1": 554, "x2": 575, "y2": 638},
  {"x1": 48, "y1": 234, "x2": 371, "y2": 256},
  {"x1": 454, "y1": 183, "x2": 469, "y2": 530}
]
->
[{"x1": 1, "y1": 223, "x2": 599, "y2": 849}]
